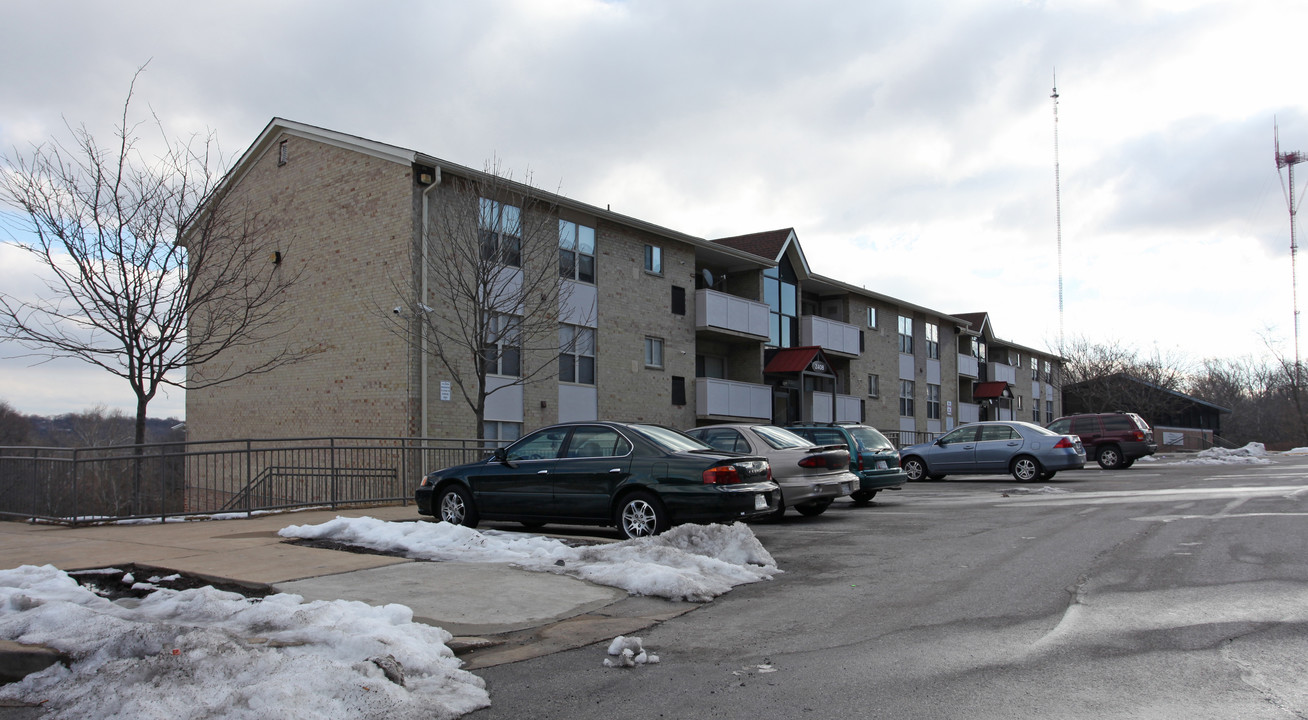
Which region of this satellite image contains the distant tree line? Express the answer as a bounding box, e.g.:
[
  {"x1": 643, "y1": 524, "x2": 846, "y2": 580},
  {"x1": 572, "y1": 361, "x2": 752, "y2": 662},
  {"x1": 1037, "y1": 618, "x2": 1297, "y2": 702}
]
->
[
  {"x1": 0, "y1": 400, "x2": 183, "y2": 448},
  {"x1": 1059, "y1": 336, "x2": 1308, "y2": 448}
]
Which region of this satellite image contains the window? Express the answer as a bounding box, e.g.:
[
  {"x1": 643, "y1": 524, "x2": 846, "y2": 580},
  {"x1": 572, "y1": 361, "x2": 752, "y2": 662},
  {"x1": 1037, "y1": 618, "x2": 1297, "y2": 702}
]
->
[
  {"x1": 1046, "y1": 400, "x2": 1054, "y2": 422},
  {"x1": 1010, "y1": 351, "x2": 1019, "y2": 367},
  {"x1": 479, "y1": 198, "x2": 521, "y2": 267},
  {"x1": 505, "y1": 426, "x2": 568, "y2": 461},
  {"x1": 559, "y1": 220, "x2": 596, "y2": 283},
  {"x1": 564, "y1": 426, "x2": 631, "y2": 457},
  {"x1": 925, "y1": 322, "x2": 939, "y2": 360},
  {"x1": 672, "y1": 376, "x2": 686, "y2": 406},
  {"x1": 898, "y1": 315, "x2": 913, "y2": 354},
  {"x1": 1031, "y1": 356, "x2": 1039, "y2": 380},
  {"x1": 1033, "y1": 409, "x2": 1041, "y2": 423},
  {"x1": 697, "y1": 354, "x2": 726, "y2": 379},
  {"x1": 868, "y1": 374, "x2": 880, "y2": 398},
  {"x1": 481, "y1": 314, "x2": 520, "y2": 377},
  {"x1": 559, "y1": 324, "x2": 596, "y2": 384},
  {"x1": 644, "y1": 245, "x2": 662, "y2": 274},
  {"x1": 899, "y1": 379, "x2": 915, "y2": 417},
  {"x1": 866, "y1": 307, "x2": 878, "y2": 329},
  {"x1": 1043, "y1": 360, "x2": 1052, "y2": 381},
  {"x1": 764, "y1": 265, "x2": 798, "y2": 347},
  {"x1": 695, "y1": 427, "x2": 747, "y2": 453},
  {"x1": 644, "y1": 337, "x2": 664, "y2": 368},
  {"x1": 671, "y1": 286, "x2": 686, "y2": 315},
  {"x1": 978, "y1": 424, "x2": 1017, "y2": 442},
  {"x1": 482, "y1": 421, "x2": 522, "y2": 448},
  {"x1": 277, "y1": 140, "x2": 288, "y2": 166},
  {"x1": 974, "y1": 338, "x2": 987, "y2": 363},
  {"x1": 926, "y1": 383, "x2": 941, "y2": 419}
]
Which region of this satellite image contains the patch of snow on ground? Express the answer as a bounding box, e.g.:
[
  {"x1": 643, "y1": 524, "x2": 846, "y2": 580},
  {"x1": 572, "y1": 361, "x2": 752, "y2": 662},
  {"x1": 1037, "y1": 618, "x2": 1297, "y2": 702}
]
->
[
  {"x1": 0, "y1": 565, "x2": 489, "y2": 720},
  {"x1": 1173, "y1": 442, "x2": 1272, "y2": 466},
  {"x1": 278, "y1": 518, "x2": 779, "y2": 602},
  {"x1": 603, "y1": 635, "x2": 659, "y2": 667},
  {"x1": 1000, "y1": 486, "x2": 1071, "y2": 495},
  {"x1": 1282, "y1": 447, "x2": 1308, "y2": 456}
]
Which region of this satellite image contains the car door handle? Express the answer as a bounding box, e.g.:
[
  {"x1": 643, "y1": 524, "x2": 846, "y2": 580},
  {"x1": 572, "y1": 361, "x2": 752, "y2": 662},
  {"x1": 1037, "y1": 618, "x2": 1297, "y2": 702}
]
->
[
  {"x1": 610, "y1": 468, "x2": 622, "y2": 473},
  {"x1": 1008, "y1": 441, "x2": 1020, "y2": 446},
  {"x1": 537, "y1": 470, "x2": 549, "y2": 474}
]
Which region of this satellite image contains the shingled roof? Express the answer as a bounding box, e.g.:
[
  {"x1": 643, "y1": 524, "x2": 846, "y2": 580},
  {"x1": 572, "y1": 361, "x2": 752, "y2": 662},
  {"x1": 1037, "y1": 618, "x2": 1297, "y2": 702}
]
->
[{"x1": 711, "y1": 228, "x2": 796, "y2": 262}]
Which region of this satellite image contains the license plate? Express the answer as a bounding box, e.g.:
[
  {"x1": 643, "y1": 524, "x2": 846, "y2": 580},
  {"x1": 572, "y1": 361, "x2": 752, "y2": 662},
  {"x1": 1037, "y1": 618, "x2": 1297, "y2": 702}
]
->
[
  {"x1": 876, "y1": 460, "x2": 888, "y2": 470},
  {"x1": 754, "y1": 494, "x2": 768, "y2": 510}
]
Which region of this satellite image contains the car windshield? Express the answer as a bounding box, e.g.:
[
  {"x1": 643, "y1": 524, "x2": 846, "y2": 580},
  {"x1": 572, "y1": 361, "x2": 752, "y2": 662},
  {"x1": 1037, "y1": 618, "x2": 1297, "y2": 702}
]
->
[
  {"x1": 848, "y1": 426, "x2": 895, "y2": 451},
  {"x1": 629, "y1": 424, "x2": 712, "y2": 453},
  {"x1": 751, "y1": 425, "x2": 811, "y2": 450}
]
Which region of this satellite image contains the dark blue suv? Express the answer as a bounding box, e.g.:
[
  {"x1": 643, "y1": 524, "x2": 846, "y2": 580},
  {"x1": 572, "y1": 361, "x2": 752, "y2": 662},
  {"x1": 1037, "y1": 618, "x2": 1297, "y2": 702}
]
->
[{"x1": 785, "y1": 424, "x2": 906, "y2": 504}]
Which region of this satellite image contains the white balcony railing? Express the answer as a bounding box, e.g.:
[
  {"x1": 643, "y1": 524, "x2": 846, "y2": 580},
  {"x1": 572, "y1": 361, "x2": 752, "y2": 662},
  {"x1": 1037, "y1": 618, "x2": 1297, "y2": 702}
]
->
[
  {"x1": 957, "y1": 353, "x2": 979, "y2": 378},
  {"x1": 988, "y1": 362, "x2": 1017, "y2": 384},
  {"x1": 696, "y1": 377, "x2": 771, "y2": 420},
  {"x1": 695, "y1": 289, "x2": 769, "y2": 339},
  {"x1": 959, "y1": 402, "x2": 980, "y2": 424},
  {"x1": 801, "y1": 315, "x2": 860, "y2": 356},
  {"x1": 835, "y1": 394, "x2": 862, "y2": 423}
]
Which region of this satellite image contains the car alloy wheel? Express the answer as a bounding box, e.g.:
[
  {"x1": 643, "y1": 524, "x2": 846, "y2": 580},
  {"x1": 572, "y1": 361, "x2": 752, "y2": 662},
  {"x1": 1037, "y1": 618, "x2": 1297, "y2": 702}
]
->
[
  {"x1": 1097, "y1": 446, "x2": 1123, "y2": 470},
  {"x1": 1012, "y1": 456, "x2": 1041, "y2": 482},
  {"x1": 617, "y1": 492, "x2": 666, "y2": 539},
  {"x1": 437, "y1": 485, "x2": 479, "y2": 528},
  {"x1": 903, "y1": 458, "x2": 926, "y2": 481}
]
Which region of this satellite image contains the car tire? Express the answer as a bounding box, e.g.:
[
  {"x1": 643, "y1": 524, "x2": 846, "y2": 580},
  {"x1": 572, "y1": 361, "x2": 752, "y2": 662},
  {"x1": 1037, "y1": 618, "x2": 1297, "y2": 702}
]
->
[
  {"x1": 1038, "y1": 471, "x2": 1057, "y2": 481},
  {"x1": 850, "y1": 490, "x2": 877, "y2": 506},
  {"x1": 1121, "y1": 458, "x2": 1135, "y2": 468},
  {"x1": 1097, "y1": 446, "x2": 1124, "y2": 470},
  {"x1": 520, "y1": 521, "x2": 546, "y2": 530},
  {"x1": 927, "y1": 474, "x2": 947, "y2": 481},
  {"x1": 615, "y1": 491, "x2": 669, "y2": 539},
  {"x1": 1012, "y1": 456, "x2": 1042, "y2": 482},
  {"x1": 769, "y1": 498, "x2": 787, "y2": 520},
  {"x1": 436, "y1": 485, "x2": 480, "y2": 528},
  {"x1": 902, "y1": 457, "x2": 927, "y2": 481},
  {"x1": 795, "y1": 499, "x2": 832, "y2": 517}
]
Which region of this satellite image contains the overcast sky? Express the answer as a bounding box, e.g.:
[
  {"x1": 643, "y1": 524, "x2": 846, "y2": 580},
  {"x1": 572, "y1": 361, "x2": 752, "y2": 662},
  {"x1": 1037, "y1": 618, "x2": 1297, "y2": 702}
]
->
[{"x1": 2, "y1": 0, "x2": 1306, "y2": 419}]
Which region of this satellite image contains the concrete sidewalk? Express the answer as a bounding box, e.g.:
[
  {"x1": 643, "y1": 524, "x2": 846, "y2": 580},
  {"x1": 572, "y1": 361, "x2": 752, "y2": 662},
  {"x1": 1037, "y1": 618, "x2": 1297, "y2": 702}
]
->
[{"x1": 0, "y1": 506, "x2": 693, "y2": 672}]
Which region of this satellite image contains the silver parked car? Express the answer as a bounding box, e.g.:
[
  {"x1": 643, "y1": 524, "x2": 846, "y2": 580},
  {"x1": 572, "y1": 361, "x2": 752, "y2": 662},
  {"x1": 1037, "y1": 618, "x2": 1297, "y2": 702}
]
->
[
  {"x1": 683, "y1": 424, "x2": 858, "y2": 518},
  {"x1": 898, "y1": 421, "x2": 1086, "y2": 482}
]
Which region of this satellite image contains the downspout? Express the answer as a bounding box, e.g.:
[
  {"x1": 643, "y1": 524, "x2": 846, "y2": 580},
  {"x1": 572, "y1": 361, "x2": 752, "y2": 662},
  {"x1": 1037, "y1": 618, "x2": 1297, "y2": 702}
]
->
[{"x1": 419, "y1": 165, "x2": 442, "y2": 438}]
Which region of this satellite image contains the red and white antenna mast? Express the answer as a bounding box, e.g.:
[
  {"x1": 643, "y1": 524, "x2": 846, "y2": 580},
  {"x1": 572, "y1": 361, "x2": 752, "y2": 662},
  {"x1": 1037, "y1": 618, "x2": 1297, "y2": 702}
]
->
[
  {"x1": 1276, "y1": 122, "x2": 1308, "y2": 379},
  {"x1": 1052, "y1": 71, "x2": 1064, "y2": 352}
]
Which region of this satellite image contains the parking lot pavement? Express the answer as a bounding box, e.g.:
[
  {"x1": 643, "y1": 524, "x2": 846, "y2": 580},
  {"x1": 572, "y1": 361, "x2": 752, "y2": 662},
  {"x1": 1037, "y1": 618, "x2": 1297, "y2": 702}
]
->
[{"x1": 0, "y1": 505, "x2": 691, "y2": 677}]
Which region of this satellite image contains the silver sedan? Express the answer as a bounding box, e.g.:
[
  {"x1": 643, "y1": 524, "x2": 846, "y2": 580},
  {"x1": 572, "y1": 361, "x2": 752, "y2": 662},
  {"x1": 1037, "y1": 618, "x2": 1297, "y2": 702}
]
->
[
  {"x1": 683, "y1": 424, "x2": 858, "y2": 518},
  {"x1": 898, "y1": 421, "x2": 1086, "y2": 482}
]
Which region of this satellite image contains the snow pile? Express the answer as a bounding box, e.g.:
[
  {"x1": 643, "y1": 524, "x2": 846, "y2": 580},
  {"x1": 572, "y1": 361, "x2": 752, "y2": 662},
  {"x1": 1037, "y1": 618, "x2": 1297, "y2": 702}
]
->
[
  {"x1": 1000, "y1": 486, "x2": 1071, "y2": 495},
  {"x1": 603, "y1": 635, "x2": 659, "y2": 668},
  {"x1": 279, "y1": 517, "x2": 778, "y2": 602},
  {"x1": 1282, "y1": 447, "x2": 1308, "y2": 456},
  {"x1": 0, "y1": 565, "x2": 489, "y2": 720},
  {"x1": 1174, "y1": 442, "x2": 1272, "y2": 466}
]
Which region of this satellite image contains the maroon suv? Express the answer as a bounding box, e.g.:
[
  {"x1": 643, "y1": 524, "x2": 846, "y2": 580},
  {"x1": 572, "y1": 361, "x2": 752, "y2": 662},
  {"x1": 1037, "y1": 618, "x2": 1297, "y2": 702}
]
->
[{"x1": 1046, "y1": 412, "x2": 1156, "y2": 469}]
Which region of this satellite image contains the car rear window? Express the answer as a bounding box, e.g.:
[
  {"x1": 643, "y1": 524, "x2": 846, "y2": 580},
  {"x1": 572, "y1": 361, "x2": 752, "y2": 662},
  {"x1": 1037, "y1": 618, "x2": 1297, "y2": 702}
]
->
[
  {"x1": 848, "y1": 426, "x2": 895, "y2": 451},
  {"x1": 752, "y1": 425, "x2": 812, "y2": 450},
  {"x1": 630, "y1": 424, "x2": 712, "y2": 453},
  {"x1": 1070, "y1": 417, "x2": 1100, "y2": 434},
  {"x1": 1101, "y1": 416, "x2": 1136, "y2": 431}
]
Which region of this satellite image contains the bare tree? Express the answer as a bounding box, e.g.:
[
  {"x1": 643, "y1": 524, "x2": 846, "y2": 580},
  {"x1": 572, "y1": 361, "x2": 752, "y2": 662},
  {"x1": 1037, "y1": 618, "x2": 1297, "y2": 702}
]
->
[
  {"x1": 1059, "y1": 335, "x2": 1192, "y2": 421},
  {"x1": 0, "y1": 69, "x2": 313, "y2": 446},
  {"x1": 389, "y1": 161, "x2": 590, "y2": 439},
  {"x1": 0, "y1": 400, "x2": 30, "y2": 445}
]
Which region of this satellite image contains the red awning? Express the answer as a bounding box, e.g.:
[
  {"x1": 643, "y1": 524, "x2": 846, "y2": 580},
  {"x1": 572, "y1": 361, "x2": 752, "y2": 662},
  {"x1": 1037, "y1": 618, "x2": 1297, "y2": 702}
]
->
[
  {"x1": 973, "y1": 381, "x2": 1012, "y2": 399},
  {"x1": 764, "y1": 346, "x2": 823, "y2": 374}
]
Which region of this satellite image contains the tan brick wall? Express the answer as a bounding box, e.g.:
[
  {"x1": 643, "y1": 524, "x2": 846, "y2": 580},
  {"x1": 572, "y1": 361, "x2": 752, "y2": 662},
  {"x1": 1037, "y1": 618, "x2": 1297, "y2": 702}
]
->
[{"x1": 187, "y1": 134, "x2": 416, "y2": 441}]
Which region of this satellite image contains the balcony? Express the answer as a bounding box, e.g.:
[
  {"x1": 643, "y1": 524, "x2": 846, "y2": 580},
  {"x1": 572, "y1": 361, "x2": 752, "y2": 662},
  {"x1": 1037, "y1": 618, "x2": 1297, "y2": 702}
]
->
[
  {"x1": 696, "y1": 378, "x2": 771, "y2": 420},
  {"x1": 988, "y1": 362, "x2": 1017, "y2": 384},
  {"x1": 800, "y1": 315, "x2": 860, "y2": 357},
  {"x1": 695, "y1": 289, "x2": 769, "y2": 340},
  {"x1": 957, "y1": 353, "x2": 979, "y2": 378},
  {"x1": 958, "y1": 402, "x2": 980, "y2": 424},
  {"x1": 807, "y1": 392, "x2": 863, "y2": 423}
]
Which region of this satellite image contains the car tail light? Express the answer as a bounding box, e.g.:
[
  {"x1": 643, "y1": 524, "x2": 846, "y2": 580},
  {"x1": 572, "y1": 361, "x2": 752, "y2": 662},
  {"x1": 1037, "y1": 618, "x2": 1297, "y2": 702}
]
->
[
  {"x1": 703, "y1": 465, "x2": 744, "y2": 484},
  {"x1": 798, "y1": 455, "x2": 827, "y2": 469},
  {"x1": 1131, "y1": 430, "x2": 1145, "y2": 441},
  {"x1": 1053, "y1": 437, "x2": 1077, "y2": 449}
]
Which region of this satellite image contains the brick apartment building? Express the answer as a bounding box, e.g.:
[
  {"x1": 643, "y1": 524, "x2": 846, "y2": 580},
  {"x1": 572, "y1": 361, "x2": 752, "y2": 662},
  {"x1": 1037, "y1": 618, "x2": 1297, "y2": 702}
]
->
[{"x1": 186, "y1": 119, "x2": 1063, "y2": 444}]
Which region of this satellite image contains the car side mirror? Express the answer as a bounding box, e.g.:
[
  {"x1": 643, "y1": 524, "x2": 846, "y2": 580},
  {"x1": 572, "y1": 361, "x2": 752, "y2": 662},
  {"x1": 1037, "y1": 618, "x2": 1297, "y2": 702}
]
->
[{"x1": 492, "y1": 447, "x2": 515, "y2": 467}]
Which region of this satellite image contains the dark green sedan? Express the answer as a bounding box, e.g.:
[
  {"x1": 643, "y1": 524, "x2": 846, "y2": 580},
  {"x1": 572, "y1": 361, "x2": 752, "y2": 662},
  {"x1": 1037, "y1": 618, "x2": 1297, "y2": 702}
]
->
[{"x1": 416, "y1": 421, "x2": 780, "y2": 538}]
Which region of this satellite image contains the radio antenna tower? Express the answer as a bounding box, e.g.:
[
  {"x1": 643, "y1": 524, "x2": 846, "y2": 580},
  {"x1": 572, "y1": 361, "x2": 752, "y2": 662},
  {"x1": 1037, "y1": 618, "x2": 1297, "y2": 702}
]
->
[
  {"x1": 1276, "y1": 122, "x2": 1308, "y2": 382},
  {"x1": 1052, "y1": 71, "x2": 1064, "y2": 352}
]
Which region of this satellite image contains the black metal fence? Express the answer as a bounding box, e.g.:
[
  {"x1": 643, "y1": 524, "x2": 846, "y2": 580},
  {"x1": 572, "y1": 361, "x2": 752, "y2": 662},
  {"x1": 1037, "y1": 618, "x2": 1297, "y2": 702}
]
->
[{"x1": 0, "y1": 437, "x2": 494, "y2": 526}]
